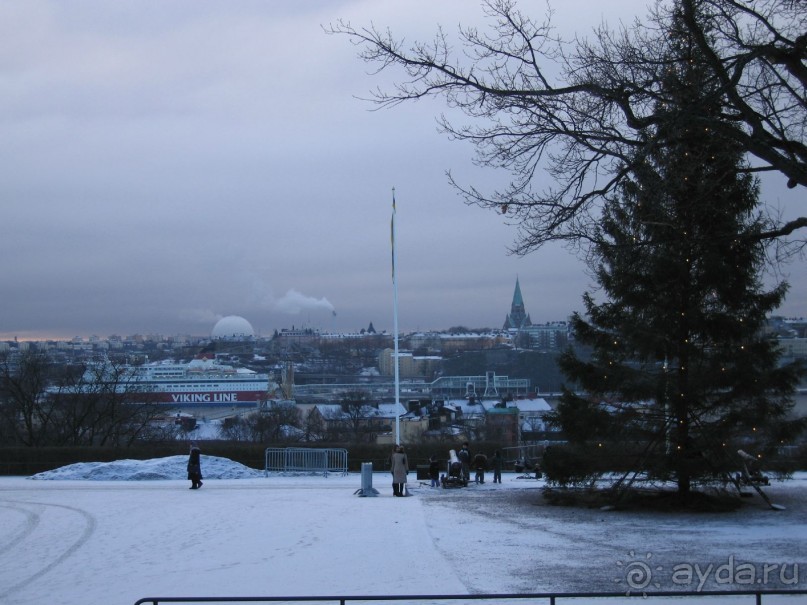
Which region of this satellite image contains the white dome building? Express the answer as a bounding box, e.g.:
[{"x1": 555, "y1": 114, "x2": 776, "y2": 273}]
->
[{"x1": 211, "y1": 315, "x2": 255, "y2": 340}]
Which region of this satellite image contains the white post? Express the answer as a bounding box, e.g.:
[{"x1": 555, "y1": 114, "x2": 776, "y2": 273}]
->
[
  {"x1": 391, "y1": 187, "x2": 401, "y2": 446},
  {"x1": 355, "y1": 462, "x2": 379, "y2": 497}
]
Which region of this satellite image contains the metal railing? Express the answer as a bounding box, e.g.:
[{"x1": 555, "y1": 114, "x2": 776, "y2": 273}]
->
[
  {"x1": 264, "y1": 447, "x2": 348, "y2": 477},
  {"x1": 135, "y1": 589, "x2": 807, "y2": 605}
]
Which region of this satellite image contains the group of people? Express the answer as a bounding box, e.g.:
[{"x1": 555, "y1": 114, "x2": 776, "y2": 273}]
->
[
  {"x1": 393, "y1": 442, "x2": 506, "y2": 495},
  {"x1": 456, "y1": 442, "x2": 504, "y2": 484},
  {"x1": 188, "y1": 440, "x2": 511, "y2": 495}
]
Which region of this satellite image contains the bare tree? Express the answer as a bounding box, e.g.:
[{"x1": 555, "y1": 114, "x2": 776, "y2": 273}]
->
[
  {"x1": 0, "y1": 352, "x2": 57, "y2": 446},
  {"x1": 0, "y1": 357, "x2": 169, "y2": 447},
  {"x1": 49, "y1": 360, "x2": 165, "y2": 447},
  {"x1": 251, "y1": 402, "x2": 303, "y2": 442},
  {"x1": 680, "y1": 0, "x2": 807, "y2": 190},
  {"x1": 301, "y1": 407, "x2": 326, "y2": 442},
  {"x1": 331, "y1": 390, "x2": 380, "y2": 443},
  {"x1": 220, "y1": 404, "x2": 303, "y2": 443},
  {"x1": 220, "y1": 415, "x2": 251, "y2": 441},
  {"x1": 327, "y1": 0, "x2": 806, "y2": 254}
]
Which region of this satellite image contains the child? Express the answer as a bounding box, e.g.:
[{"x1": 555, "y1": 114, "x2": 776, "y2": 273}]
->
[
  {"x1": 492, "y1": 450, "x2": 503, "y2": 484},
  {"x1": 428, "y1": 454, "x2": 440, "y2": 488}
]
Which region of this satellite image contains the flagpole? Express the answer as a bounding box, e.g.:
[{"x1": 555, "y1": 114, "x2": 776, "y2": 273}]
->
[{"x1": 391, "y1": 187, "x2": 400, "y2": 446}]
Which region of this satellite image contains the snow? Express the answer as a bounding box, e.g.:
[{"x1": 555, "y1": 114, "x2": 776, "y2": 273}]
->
[
  {"x1": 1, "y1": 457, "x2": 806, "y2": 605},
  {"x1": 28, "y1": 456, "x2": 265, "y2": 482}
]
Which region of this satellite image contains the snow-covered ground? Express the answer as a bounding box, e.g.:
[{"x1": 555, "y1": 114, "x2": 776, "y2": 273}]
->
[{"x1": 1, "y1": 456, "x2": 806, "y2": 605}]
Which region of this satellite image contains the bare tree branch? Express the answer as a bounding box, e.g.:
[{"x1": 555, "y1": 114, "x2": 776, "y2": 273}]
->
[{"x1": 326, "y1": 0, "x2": 806, "y2": 254}]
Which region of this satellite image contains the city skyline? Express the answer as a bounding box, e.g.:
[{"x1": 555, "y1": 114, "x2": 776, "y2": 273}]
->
[
  {"x1": 2, "y1": 1, "x2": 804, "y2": 342},
  {"x1": 2, "y1": 296, "x2": 574, "y2": 343}
]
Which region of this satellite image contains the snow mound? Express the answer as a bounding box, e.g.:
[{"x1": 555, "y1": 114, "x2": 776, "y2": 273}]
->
[{"x1": 29, "y1": 455, "x2": 264, "y2": 481}]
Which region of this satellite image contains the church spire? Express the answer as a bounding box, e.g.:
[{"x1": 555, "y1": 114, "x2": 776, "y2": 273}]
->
[
  {"x1": 503, "y1": 277, "x2": 531, "y2": 330},
  {"x1": 512, "y1": 277, "x2": 524, "y2": 308}
]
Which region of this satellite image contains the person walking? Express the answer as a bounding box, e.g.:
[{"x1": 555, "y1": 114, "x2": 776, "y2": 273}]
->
[
  {"x1": 428, "y1": 454, "x2": 440, "y2": 488},
  {"x1": 492, "y1": 450, "x2": 503, "y2": 484},
  {"x1": 187, "y1": 442, "x2": 203, "y2": 490},
  {"x1": 390, "y1": 445, "x2": 409, "y2": 496}
]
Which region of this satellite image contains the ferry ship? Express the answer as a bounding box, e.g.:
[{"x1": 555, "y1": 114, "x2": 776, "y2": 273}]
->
[{"x1": 72, "y1": 356, "x2": 274, "y2": 407}]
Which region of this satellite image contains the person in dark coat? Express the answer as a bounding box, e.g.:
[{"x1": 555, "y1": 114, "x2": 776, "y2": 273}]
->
[
  {"x1": 390, "y1": 445, "x2": 409, "y2": 496},
  {"x1": 428, "y1": 454, "x2": 440, "y2": 488},
  {"x1": 457, "y1": 442, "x2": 471, "y2": 482},
  {"x1": 473, "y1": 452, "x2": 488, "y2": 484},
  {"x1": 187, "y1": 442, "x2": 203, "y2": 489},
  {"x1": 492, "y1": 450, "x2": 503, "y2": 484}
]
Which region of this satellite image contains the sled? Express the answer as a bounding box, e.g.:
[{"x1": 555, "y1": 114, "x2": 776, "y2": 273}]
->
[
  {"x1": 514, "y1": 457, "x2": 542, "y2": 480},
  {"x1": 737, "y1": 450, "x2": 784, "y2": 511}
]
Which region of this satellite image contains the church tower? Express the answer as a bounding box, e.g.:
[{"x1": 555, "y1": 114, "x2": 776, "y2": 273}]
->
[{"x1": 503, "y1": 277, "x2": 532, "y2": 330}]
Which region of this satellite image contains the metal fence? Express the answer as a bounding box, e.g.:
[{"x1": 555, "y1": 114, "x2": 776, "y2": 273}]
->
[
  {"x1": 135, "y1": 589, "x2": 807, "y2": 605},
  {"x1": 264, "y1": 447, "x2": 348, "y2": 477}
]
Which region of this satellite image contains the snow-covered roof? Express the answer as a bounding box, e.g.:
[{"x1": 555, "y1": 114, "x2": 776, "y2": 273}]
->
[
  {"x1": 445, "y1": 399, "x2": 487, "y2": 415},
  {"x1": 377, "y1": 402, "x2": 408, "y2": 417},
  {"x1": 505, "y1": 397, "x2": 551, "y2": 413},
  {"x1": 312, "y1": 402, "x2": 407, "y2": 420}
]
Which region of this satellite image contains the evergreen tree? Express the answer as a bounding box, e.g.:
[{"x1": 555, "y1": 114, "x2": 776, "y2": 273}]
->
[{"x1": 546, "y1": 6, "x2": 804, "y2": 501}]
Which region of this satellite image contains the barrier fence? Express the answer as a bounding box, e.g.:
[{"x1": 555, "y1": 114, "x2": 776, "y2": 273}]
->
[
  {"x1": 135, "y1": 589, "x2": 807, "y2": 605},
  {"x1": 264, "y1": 447, "x2": 348, "y2": 477}
]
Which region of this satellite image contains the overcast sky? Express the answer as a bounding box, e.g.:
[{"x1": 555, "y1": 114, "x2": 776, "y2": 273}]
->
[{"x1": 1, "y1": 0, "x2": 804, "y2": 341}]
